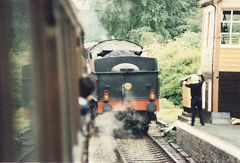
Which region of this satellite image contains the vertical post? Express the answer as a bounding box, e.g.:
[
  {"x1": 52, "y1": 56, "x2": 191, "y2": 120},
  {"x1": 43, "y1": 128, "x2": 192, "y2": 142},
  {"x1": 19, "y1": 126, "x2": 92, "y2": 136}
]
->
[
  {"x1": 212, "y1": 1, "x2": 221, "y2": 113},
  {"x1": 54, "y1": 7, "x2": 72, "y2": 161},
  {"x1": 0, "y1": 0, "x2": 16, "y2": 161},
  {"x1": 27, "y1": 0, "x2": 63, "y2": 161}
]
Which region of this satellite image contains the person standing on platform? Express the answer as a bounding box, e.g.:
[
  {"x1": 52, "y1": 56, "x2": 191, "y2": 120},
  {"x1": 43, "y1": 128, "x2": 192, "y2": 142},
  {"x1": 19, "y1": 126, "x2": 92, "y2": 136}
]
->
[{"x1": 183, "y1": 70, "x2": 205, "y2": 126}]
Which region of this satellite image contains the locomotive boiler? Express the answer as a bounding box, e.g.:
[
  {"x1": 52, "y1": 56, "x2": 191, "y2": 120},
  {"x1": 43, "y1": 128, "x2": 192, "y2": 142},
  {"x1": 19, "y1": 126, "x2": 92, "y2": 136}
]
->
[{"x1": 88, "y1": 39, "x2": 159, "y2": 133}]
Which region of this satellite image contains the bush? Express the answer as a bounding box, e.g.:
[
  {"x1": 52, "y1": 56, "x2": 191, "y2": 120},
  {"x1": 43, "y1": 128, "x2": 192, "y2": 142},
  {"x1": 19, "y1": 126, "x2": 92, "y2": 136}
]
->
[
  {"x1": 147, "y1": 32, "x2": 201, "y2": 106},
  {"x1": 128, "y1": 26, "x2": 164, "y2": 45},
  {"x1": 168, "y1": 130, "x2": 177, "y2": 142}
]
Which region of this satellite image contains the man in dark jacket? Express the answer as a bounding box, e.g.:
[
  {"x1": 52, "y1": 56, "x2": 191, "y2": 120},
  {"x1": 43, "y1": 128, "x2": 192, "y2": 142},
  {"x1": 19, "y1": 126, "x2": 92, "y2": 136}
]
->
[{"x1": 183, "y1": 70, "x2": 205, "y2": 126}]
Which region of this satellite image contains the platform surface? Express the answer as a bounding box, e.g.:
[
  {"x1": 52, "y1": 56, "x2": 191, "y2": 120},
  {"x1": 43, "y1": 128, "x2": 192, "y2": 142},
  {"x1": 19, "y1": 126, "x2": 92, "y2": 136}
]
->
[
  {"x1": 175, "y1": 121, "x2": 240, "y2": 160},
  {"x1": 194, "y1": 123, "x2": 240, "y2": 149}
]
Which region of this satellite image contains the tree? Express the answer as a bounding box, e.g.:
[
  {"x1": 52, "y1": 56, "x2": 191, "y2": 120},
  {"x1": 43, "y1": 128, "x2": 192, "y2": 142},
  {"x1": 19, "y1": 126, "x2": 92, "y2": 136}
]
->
[{"x1": 93, "y1": 0, "x2": 199, "y2": 43}]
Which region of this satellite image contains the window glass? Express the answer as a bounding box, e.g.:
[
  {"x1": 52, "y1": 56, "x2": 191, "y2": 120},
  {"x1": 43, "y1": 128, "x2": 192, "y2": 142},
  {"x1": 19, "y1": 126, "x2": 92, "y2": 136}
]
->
[
  {"x1": 232, "y1": 23, "x2": 240, "y2": 33},
  {"x1": 10, "y1": 0, "x2": 35, "y2": 161},
  {"x1": 233, "y1": 11, "x2": 240, "y2": 21},
  {"x1": 221, "y1": 34, "x2": 230, "y2": 44},
  {"x1": 232, "y1": 34, "x2": 240, "y2": 45},
  {"x1": 221, "y1": 10, "x2": 240, "y2": 47},
  {"x1": 221, "y1": 23, "x2": 231, "y2": 33},
  {"x1": 222, "y1": 10, "x2": 231, "y2": 21}
]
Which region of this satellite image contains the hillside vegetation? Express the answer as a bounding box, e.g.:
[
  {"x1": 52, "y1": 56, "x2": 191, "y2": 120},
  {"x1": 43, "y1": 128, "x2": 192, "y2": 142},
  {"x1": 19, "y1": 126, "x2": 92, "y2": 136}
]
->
[{"x1": 148, "y1": 32, "x2": 201, "y2": 106}]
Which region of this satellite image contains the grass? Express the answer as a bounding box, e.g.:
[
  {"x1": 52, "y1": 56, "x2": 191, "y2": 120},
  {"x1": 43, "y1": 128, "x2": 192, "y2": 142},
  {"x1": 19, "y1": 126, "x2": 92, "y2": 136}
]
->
[{"x1": 156, "y1": 98, "x2": 183, "y2": 124}]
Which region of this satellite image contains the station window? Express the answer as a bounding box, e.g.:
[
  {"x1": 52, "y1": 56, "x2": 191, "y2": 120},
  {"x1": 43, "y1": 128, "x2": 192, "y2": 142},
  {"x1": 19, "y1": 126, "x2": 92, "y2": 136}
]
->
[{"x1": 221, "y1": 10, "x2": 240, "y2": 47}]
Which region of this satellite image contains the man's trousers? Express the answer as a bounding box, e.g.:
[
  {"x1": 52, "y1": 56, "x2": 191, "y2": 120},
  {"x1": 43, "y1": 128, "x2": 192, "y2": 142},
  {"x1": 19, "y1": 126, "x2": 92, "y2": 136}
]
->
[{"x1": 191, "y1": 98, "x2": 204, "y2": 126}]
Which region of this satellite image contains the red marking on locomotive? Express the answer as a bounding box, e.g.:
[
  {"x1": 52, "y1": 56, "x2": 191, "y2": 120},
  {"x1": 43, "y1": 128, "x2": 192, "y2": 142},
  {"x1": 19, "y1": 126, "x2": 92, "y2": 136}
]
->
[{"x1": 98, "y1": 99, "x2": 159, "y2": 114}]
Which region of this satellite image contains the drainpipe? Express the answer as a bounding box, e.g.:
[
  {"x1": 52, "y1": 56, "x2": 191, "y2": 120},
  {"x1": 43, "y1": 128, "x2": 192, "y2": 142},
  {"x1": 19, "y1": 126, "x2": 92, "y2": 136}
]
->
[{"x1": 210, "y1": 2, "x2": 216, "y2": 113}]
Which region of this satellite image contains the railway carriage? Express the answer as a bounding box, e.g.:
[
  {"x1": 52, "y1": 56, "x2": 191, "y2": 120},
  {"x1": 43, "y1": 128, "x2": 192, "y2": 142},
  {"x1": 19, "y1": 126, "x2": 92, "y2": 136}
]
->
[
  {"x1": 0, "y1": 0, "x2": 90, "y2": 162},
  {"x1": 88, "y1": 39, "x2": 159, "y2": 133}
]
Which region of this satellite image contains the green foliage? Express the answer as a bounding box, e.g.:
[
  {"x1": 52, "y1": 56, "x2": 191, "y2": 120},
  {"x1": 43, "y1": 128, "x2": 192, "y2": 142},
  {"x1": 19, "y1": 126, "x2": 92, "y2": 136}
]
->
[
  {"x1": 11, "y1": 0, "x2": 30, "y2": 53},
  {"x1": 93, "y1": 0, "x2": 200, "y2": 42},
  {"x1": 10, "y1": 51, "x2": 32, "y2": 108},
  {"x1": 168, "y1": 130, "x2": 177, "y2": 142},
  {"x1": 128, "y1": 27, "x2": 152, "y2": 43},
  {"x1": 9, "y1": 0, "x2": 32, "y2": 108},
  {"x1": 128, "y1": 27, "x2": 164, "y2": 45},
  {"x1": 149, "y1": 32, "x2": 201, "y2": 106},
  {"x1": 185, "y1": 10, "x2": 202, "y2": 33},
  {"x1": 10, "y1": 52, "x2": 22, "y2": 108}
]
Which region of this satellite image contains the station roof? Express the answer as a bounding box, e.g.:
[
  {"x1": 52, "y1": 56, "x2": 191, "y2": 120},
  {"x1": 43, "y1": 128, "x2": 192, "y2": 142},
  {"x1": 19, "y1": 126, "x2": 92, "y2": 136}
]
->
[
  {"x1": 199, "y1": 0, "x2": 213, "y2": 7},
  {"x1": 199, "y1": 0, "x2": 222, "y2": 7}
]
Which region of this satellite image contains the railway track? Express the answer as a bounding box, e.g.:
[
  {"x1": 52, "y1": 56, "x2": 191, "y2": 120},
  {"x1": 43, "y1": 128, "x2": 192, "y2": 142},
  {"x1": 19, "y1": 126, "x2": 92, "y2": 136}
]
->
[{"x1": 115, "y1": 133, "x2": 190, "y2": 163}]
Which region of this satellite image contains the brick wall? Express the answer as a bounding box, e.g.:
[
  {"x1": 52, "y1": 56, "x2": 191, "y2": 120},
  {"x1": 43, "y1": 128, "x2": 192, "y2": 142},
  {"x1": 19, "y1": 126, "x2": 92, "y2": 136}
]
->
[{"x1": 176, "y1": 125, "x2": 240, "y2": 162}]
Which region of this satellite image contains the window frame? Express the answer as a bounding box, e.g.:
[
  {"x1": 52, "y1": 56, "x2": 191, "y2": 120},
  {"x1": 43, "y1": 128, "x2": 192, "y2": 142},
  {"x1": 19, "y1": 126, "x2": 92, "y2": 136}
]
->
[{"x1": 220, "y1": 10, "x2": 240, "y2": 48}]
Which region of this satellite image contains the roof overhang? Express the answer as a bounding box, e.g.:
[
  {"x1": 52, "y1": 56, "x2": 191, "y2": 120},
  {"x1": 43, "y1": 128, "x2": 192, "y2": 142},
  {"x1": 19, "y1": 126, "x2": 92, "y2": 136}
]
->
[{"x1": 199, "y1": 0, "x2": 213, "y2": 8}]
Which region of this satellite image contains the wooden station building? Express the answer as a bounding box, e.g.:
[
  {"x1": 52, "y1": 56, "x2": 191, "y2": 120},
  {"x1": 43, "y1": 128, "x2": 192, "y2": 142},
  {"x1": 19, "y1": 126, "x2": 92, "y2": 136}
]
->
[{"x1": 200, "y1": 0, "x2": 240, "y2": 118}]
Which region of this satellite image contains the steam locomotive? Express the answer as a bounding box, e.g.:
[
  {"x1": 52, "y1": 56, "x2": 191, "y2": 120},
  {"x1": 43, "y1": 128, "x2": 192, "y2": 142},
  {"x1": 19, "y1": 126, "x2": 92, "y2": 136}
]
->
[{"x1": 88, "y1": 39, "x2": 159, "y2": 133}]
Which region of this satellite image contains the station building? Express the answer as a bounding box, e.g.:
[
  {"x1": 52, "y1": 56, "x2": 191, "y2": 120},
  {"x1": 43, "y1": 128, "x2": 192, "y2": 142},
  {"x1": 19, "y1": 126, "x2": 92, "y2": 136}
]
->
[{"x1": 200, "y1": 0, "x2": 240, "y2": 118}]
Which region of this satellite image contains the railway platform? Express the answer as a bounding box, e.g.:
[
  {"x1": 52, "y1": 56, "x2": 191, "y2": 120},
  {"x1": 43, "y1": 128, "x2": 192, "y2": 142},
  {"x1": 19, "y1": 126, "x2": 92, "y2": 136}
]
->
[{"x1": 175, "y1": 121, "x2": 240, "y2": 162}]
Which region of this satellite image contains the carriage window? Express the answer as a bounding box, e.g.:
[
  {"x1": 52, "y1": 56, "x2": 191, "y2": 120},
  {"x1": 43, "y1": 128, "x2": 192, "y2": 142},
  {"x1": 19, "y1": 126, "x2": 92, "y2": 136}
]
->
[
  {"x1": 221, "y1": 10, "x2": 240, "y2": 47},
  {"x1": 9, "y1": 1, "x2": 35, "y2": 161}
]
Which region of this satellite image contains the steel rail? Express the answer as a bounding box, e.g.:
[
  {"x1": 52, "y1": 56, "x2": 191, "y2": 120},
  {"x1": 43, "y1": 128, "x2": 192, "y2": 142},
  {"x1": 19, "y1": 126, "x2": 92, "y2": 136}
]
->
[
  {"x1": 148, "y1": 134, "x2": 183, "y2": 163},
  {"x1": 114, "y1": 147, "x2": 129, "y2": 163},
  {"x1": 114, "y1": 135, "x2": 176, "y2": 163}
]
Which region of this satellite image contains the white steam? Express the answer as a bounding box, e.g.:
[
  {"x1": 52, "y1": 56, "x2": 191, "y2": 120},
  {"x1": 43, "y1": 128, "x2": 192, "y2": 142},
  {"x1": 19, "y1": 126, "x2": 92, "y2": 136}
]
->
[
  {"x1": 72, "y1": 0, "x2": 134, "y2": 42},
  {"x1": 93, "y1": 112, "x2": 123, "y2": 157},
  {"x1": 73, "y1": 0, "x2": 109, "y2": 42}
]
